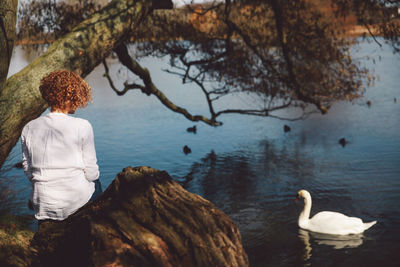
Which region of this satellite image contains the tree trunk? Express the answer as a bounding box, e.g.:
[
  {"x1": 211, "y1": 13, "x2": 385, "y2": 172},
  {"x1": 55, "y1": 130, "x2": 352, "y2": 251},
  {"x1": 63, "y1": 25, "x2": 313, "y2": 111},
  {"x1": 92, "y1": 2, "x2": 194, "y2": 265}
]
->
[
  {"x1": 30, "y1": 166, "x2": 249, "y2": 267},
  {"x1": 0, "y1": 0, "x2": 172, "y2": 168},
  {"x1": 0, "y1": 0, "x2": 18, "y2": 91}
]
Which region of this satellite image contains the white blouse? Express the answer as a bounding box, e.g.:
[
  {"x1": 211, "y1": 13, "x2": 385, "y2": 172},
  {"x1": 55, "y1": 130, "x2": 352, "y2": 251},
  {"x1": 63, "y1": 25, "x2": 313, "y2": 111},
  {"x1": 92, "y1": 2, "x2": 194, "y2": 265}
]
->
[{"x1": 21, "y1": 112, "x2": 100, "y2": 220}]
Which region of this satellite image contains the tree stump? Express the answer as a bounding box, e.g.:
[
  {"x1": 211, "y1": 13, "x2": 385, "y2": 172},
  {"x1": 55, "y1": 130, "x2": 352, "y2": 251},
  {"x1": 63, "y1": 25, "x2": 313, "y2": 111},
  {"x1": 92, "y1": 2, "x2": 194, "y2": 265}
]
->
[{"x1": 30, "y1": 166, "x2": 249, "y2": 267}]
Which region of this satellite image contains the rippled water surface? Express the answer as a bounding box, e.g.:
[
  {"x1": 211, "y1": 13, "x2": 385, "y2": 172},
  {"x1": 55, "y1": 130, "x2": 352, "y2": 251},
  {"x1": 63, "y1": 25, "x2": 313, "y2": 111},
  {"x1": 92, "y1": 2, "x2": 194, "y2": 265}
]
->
[{"x1": 4, "y1": 41, "x2": 400, "y2": 266}]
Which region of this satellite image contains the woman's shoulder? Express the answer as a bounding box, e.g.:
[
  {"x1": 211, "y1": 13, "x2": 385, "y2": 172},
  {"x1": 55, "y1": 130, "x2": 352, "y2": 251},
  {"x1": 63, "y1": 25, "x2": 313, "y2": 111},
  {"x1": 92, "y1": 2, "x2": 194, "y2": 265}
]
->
[
  {"x1": 71, "y1": 116, "x2": 93, "y2": 130},
  {"x1": 22, "y1": 115, "x2": 46, "y2": 130}
]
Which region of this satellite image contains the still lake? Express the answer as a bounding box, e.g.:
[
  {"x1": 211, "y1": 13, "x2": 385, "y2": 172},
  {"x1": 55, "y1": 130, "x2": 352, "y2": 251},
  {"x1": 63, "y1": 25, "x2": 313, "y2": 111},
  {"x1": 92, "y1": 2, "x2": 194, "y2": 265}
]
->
[{"x1": 4, "y1": 40, "x2": 400, "y2": 266}]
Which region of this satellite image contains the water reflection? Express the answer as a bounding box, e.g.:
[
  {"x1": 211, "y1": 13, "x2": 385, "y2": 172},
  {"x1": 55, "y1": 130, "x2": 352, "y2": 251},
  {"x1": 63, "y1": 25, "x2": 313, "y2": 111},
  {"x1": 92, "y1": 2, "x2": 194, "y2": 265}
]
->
[
  {"x1": 178, "y1": 141, "x2": 375, "y2": 266},
  {"x1": 177, "y1": 143, "x2": 320, "y2": 266},
  {"x1": 298, "y1": 229, "x2": 313, "y2": 265},
  {"x1": 179, "y1": 139, "x2": 320, "y2": 213},
  {"x1": 298, "y1": 228, "x2": 364, "y2": 252},
  {"x1": 178, "y1": 149, "x2": 256, "y2": 211}
]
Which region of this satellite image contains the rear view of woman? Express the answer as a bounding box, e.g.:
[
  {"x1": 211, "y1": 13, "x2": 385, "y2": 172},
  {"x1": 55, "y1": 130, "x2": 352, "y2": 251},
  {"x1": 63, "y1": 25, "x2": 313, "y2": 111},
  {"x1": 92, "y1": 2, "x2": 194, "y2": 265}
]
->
[{"x1": 21, "y1": 70, "x2": 100, "y2": 225}]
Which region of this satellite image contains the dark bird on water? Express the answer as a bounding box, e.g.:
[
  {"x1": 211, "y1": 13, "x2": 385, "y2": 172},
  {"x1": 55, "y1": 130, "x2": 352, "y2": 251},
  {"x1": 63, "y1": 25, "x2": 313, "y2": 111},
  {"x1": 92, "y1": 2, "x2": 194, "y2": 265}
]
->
[
  {"x1": 284, "y1": 125, "x2": 291, "y2": 133},
  {"x1": 366, "y1": 100, "x2": 371, "y2": 107},
  {"x1": 186, "y1": 125, "x2": 197, "y2": 134},
  {"x1": 14, "y1": 162, "x2": 23, "y2": 169},
  {"x1": 183, "y1": 145, "x2": 192, "y2": 154},
  {"x1": 339, "y1": 138, "x2": 348, "y2": 147}
]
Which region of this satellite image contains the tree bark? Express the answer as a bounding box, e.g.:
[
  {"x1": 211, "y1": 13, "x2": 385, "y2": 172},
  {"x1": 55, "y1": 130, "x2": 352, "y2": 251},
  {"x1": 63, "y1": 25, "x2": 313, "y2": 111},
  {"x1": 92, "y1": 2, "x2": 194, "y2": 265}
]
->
[
  {"x1": 30, "y1": 166, "x2": 249, "y2": 267},
  {"x1": 0, "y1": 0, "x2": 18, "y2": 91},
  {"x1": 0, "y1": 0, "x2": 172, "y2": 168}
]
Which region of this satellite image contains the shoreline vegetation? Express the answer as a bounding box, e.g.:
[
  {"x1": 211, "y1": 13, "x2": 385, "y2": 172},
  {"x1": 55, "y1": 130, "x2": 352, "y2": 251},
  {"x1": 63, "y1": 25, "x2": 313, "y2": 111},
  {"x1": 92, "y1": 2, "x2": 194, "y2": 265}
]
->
[
  {"x1": 15, "y1": 1, "x2": 396, "y2": 46},
  {"x1": 14, "y1": 24, "x2": 381, "y2": 46}
]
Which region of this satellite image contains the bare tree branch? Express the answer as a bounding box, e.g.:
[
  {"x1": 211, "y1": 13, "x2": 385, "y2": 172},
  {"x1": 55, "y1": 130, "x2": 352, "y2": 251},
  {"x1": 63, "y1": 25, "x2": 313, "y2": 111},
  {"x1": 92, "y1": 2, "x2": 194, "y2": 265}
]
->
[
  {"x1": 215, "y1": 105, "x2": 314, "y2": 121},
  {"x1": 361, "y1": 21, "x2": 383, "y2": 47},
  {"x1": 113, "y1": 43, "x2": 222, "y2": 126},
  {"x1": 103, "y1": 59, "x2": 145, "y2": 96}
]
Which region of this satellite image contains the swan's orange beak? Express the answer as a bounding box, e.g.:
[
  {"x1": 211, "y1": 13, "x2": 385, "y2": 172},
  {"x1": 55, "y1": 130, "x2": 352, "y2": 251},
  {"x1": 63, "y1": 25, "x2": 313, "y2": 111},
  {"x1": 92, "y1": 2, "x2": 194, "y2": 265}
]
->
[{"x1": 295, "y1": 195, "x2": 300, "y2": 202}]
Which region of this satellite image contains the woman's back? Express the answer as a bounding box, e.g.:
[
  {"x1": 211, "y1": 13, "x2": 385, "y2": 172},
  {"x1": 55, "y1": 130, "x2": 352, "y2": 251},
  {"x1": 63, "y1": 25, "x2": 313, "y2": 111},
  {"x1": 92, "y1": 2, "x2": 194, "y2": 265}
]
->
[
  {"x1": 22, "y1": 112, "x2": 99, "y2": 220},
  {"x1": 24, "y1": 113, "x2": 86, "y2": 170}
]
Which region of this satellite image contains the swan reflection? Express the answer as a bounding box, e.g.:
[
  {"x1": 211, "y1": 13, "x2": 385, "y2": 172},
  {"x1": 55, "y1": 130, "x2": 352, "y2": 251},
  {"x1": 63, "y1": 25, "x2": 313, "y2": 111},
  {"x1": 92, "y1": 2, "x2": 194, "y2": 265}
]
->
[
  {"x1": 298, "y1": 229, "x2": 313, "y2": 263},
  {"x1": 298, "y1": 228, "x2": 364, "y2": 251}
]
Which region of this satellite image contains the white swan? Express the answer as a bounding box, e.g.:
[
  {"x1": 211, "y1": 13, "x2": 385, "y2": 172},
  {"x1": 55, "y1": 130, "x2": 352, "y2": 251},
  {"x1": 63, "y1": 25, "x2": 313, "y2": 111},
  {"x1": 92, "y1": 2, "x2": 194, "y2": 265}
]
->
[{"x1": 296, "y1": 189, "x2": 376, "y2": 235}]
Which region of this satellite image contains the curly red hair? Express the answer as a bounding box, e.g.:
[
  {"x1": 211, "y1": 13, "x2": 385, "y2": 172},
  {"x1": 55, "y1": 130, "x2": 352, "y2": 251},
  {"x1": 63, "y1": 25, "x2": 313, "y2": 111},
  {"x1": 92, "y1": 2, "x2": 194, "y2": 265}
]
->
[{"x1": 39, "y1": 70, "x2": 92, "y2": 111}]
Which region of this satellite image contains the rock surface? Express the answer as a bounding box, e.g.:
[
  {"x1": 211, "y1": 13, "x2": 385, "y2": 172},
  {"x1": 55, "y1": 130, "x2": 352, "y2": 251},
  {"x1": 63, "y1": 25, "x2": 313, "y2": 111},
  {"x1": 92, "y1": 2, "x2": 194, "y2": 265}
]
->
[{"x1": 30, "y1": 166, "x2": 249, "y2": 267}]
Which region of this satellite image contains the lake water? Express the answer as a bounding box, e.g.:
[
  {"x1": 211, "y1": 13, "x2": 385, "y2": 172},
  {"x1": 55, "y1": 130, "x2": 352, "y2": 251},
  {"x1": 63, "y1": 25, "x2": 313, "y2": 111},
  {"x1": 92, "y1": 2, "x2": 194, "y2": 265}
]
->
[{"x1": 3, "y1": 40, "x2": 400, "y2": 266}]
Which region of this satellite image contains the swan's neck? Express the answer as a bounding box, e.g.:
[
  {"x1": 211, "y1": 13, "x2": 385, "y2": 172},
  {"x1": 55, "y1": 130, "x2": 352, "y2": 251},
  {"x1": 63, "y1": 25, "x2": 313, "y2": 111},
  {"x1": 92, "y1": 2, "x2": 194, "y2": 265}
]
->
[{"x1": 298, "y1": 195, "x2": 312, "y2": 228}]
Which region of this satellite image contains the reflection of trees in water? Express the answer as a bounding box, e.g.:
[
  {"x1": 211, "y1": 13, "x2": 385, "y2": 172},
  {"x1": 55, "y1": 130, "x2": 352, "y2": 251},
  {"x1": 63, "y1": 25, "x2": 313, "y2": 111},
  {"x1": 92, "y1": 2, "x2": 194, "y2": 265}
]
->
[
  {"x1": 179, "y1": 140, "x2": 359, "y2": 266},
  {"x1": 180, "y1": 140, "x2": 320, "y2": 211},
  {"x1": 180, "y1": 150, "x2": 255, "y2": 211},
  {"x1": 257, "y1": 140, "x2": 316, "y2": 182}
]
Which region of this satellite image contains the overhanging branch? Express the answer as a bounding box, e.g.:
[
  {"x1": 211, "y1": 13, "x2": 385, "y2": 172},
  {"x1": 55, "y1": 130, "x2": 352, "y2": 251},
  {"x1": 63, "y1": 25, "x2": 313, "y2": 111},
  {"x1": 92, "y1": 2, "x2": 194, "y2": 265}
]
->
[
  {"x1": 270, "y1": 0, "x2": 328, "y2": 114},
  {"x1": 103, "y1": 59, "x2": 145, "y2": 95},
  {"x1": 112, "y1": 43, "x2": 308, "y2": 122},
  {"x1": 361, "y1": 20, "x2": 382, "y2": 47},
  {"x1": 113, "y1": 43, "x2": 222, "y2": 126}
]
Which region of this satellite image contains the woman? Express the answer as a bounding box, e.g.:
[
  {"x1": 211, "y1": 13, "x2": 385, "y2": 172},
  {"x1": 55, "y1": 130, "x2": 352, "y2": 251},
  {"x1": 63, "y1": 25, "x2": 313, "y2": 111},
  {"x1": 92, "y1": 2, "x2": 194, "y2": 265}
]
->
[{"x1": 21, "y1": 70, "x2": 100, "y2": 224}]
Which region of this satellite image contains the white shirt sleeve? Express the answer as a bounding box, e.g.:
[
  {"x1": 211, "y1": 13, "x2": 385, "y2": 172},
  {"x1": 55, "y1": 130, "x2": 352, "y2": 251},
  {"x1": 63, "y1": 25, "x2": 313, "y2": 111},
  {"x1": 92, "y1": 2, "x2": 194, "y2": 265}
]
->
[
  {"x1": 82, "y1": 122, "x2": 100, "y2": 182},
  {"x1": 21, "y1": 125, "x2": 33, "y2": 181}
]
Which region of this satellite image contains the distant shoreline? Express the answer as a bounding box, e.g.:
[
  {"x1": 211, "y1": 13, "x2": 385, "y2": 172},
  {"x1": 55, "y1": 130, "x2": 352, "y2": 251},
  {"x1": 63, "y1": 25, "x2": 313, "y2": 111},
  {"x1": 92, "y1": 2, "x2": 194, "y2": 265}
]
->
[
  {"x1": 14, "y1": 27, "x2": 377, "y2": 46},
  {"x1": 346, "y1": 25, "x2": 379, "y2": 37}
]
